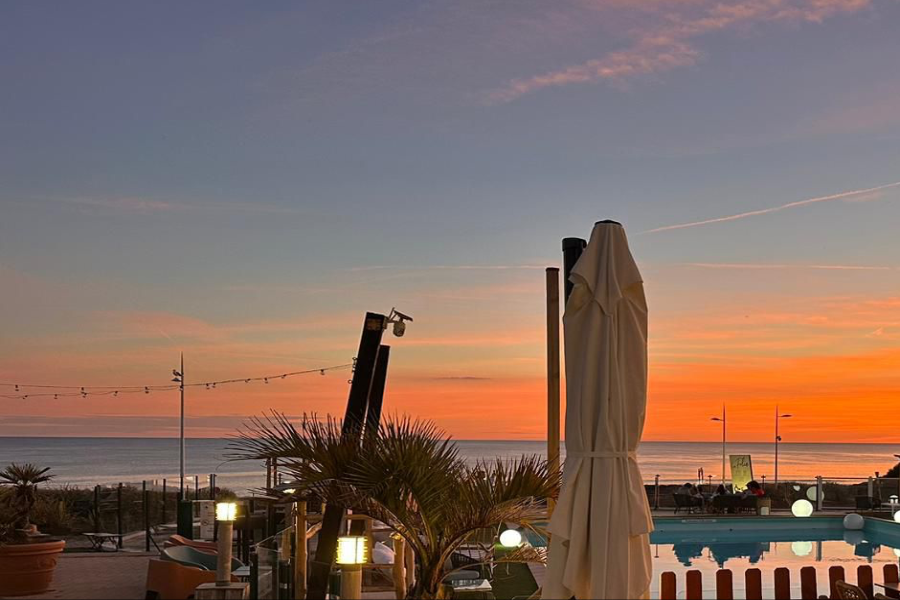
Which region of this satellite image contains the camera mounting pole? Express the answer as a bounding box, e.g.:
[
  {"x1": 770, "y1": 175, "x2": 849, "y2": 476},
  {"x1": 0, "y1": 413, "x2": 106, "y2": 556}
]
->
[{"x1": 308, "y1": 311, "x2": 387, "y2": 599}]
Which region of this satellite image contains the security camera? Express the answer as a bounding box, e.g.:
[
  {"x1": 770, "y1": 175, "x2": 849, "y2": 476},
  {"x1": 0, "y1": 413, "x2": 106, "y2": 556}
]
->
[{"x1": 387, "y1": 307, "x2": 413, "y2": 338}]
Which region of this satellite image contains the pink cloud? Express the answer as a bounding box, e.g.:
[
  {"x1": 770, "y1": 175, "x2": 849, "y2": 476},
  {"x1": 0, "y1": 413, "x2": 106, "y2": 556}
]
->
[{"x1": 485, "y1": 0, "x2": 873, "y2": 103}]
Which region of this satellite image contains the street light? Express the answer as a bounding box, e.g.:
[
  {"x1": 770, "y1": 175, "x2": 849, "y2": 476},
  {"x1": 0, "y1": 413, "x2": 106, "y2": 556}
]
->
[
  {"x1": 711, "y1": 404, "x2": 727, "y2": 485},
  {"x1": 775, "y1": 406, "x2": 793, "y2": 490},
  {"x1": 171, "y1": 354, "x2": 185, "y2": 498}
]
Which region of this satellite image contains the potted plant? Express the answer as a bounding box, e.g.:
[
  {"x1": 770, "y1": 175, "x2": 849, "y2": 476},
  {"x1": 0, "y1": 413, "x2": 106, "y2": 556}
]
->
[
  {"x1": 0, "y1": 464, "x2": 67, "y2": 597},
  {"x1": 229, "y1": 413, "x2": 557, "y2": 599}
]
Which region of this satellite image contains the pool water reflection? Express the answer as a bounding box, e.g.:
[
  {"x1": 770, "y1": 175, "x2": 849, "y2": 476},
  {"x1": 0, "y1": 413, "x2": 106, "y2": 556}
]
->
[{"x1": 649, "y1": 517, "x2": 900, "y2": 597}]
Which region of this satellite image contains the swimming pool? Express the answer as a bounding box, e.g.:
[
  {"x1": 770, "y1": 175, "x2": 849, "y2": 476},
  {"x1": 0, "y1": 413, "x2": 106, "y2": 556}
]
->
[{"x1": 649, "y1": 516, "x2": 900, "y2": 597}]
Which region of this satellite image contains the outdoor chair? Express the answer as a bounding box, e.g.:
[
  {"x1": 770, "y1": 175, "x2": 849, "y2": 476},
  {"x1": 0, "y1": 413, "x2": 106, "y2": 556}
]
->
[
  {"x1": 856, "y1": 495, "x2": 882, "y2": 510},
  {"x1": 144, "y1": 558, "x2": 227, "y2": 600},
  {"x1": 161, "y1": 545, "x2": 244, "y2": 572},
  {"x1": 673, "y1": 493, "x2": 702, "y2": 514},
  {"x1": 836, "y1": 580, "x2": 869, "y2": 599},
  {"x1": 164, "y1": 534, "x2": 218, "y2": 554}
]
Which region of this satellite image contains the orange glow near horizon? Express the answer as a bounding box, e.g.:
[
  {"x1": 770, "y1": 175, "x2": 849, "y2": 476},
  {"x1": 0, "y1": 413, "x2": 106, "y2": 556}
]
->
[{"x1": 2, "y1": 266, "x2": 900, "y2": 443}]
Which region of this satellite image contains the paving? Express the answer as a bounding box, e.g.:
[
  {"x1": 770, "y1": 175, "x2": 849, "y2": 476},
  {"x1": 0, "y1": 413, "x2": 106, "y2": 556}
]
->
[{"x1": 22, "y1": 552, "x2": 154, "y2": 600}]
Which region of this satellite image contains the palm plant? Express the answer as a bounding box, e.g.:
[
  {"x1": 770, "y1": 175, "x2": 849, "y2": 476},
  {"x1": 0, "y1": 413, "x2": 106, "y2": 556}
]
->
[
  {"x1": 0, "y1": 464, "x2": 54, "y2": 531},
  {"x1": 229, "y1": 413, "x2": 557, "y2": 599}
]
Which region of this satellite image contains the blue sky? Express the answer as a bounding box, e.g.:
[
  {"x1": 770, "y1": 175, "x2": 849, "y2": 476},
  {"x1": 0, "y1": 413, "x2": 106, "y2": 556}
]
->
[{"x1": 2, "y1": 1, "x2": 900, "y2": 440}]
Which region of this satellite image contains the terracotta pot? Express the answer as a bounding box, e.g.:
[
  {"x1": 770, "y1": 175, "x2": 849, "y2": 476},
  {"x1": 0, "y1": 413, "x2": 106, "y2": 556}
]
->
[{"x1": 0, "y1": 540, "x2": 66, "y2": 597}]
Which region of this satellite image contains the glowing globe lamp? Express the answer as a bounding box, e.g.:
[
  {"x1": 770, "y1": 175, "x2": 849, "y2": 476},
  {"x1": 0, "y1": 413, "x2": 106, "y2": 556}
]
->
[
  {"x1": 500, "y1": 529, "x2": 523, "y2": 548},
  {"x1": 806, "y1": 487, "x2": 821, "y2": 502},
  {"x1": 894, "y1": 511, "x2": 900, "y2": 524},
  {"x1": 843, "y1": 514, "x2": 864, "y2": 530},
  {"x1": 792, "y1": 499, "x2": 814, "y2": 518}
]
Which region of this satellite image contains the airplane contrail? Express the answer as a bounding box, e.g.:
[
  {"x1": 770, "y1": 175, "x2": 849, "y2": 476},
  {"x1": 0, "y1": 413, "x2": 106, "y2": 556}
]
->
[{"x1": 642, "y1": 181, "x2": 900, "y2": 234}]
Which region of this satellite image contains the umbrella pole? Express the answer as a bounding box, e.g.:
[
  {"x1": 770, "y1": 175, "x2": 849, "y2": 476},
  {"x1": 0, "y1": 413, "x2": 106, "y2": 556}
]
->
[
  {"x1": 545, "y1": 267, "x2": 561, "y2": 519},
  {"x1": 562, "y1": 238, "x2": 587, "y2": 302},
  {"x1": 552, "y1": 237, "x2": 586, "y2": 521}
]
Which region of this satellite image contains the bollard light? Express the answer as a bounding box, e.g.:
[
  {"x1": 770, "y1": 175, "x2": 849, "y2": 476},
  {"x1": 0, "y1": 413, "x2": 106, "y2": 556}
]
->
[
  {"x1": 792, "y1": 499, "x2": 814, "y2": 518},
  {"x1": 216, "y1": 501, "x2": 237, "y2": 522},
  {"x1": 215, "y1": 502, "x2": 238, "y2": 586},
  {"x1": 500, "y1": 529, "x2": 523, "y2": 548},
  {"x1": 336, "y1": 536, "x2": 368, "y2": 565},
  {"x1": 337, "y1": 536, "x2": 367, "y2": 600}
]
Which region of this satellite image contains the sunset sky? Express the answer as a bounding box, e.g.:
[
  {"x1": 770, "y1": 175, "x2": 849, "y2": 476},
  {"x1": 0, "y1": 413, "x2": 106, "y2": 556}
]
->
[{"x1": 2, "y1": 1, "x2": 900, "y2": 443}]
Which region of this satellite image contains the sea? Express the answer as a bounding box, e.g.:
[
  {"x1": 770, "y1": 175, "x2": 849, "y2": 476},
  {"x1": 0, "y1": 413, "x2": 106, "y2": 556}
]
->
[{"x1": 1, "y1": 438, "x2": 898, "y2": 493}]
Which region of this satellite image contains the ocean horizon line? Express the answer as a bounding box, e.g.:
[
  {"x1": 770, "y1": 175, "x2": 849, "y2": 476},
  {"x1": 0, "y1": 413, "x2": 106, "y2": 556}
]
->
[{"x1": 1, "y1": 435, "x2": 898, "y2": 446}]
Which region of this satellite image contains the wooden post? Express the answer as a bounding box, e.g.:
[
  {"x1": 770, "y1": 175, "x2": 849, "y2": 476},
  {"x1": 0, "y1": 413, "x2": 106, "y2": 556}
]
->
[
  {"x1": 546, "y1": 267, "x2": 561, "y2": 519},
  {"x1": 746, "y1": 568, "x2": 763, "y2": 600},
  {"x1": 294, "y1": 501, "x2": 307, "y2": 600},
  {"x1": 391, "y1": 535, "x2": 406, "y2": 600},
  {"x1": 143, "y1": 481, "x2": 150, "y2": 552},
  {"x1": 117, "y1": 482, "x2": 124, "y2": 548},
  {"x1": 93, "y1": 485, "x2": 101, "y2": 532},
  {"x1": 404, "y1": 541, "x2": 415, "y2": 591},
  {"x1": 774, "y1": 567, "x2": 791, "y2": 600}
]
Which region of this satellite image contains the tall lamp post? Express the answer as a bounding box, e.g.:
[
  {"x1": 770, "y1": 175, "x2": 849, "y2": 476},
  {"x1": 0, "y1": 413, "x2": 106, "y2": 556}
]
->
[
  {"x1": 711, "y1": 405, "x2": 727, "y2": 485},
  {"x1": 774, "y1": 407, "x2": 793, "y2": 490},
  {"x1": 172, "y1": 354, "x2": 185, "y2": 498}
]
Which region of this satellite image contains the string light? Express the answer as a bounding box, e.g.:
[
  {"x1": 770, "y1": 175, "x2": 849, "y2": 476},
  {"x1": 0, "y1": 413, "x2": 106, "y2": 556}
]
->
[{"x1": 0, "y1": 362, "x2": 353, "y2": 401}]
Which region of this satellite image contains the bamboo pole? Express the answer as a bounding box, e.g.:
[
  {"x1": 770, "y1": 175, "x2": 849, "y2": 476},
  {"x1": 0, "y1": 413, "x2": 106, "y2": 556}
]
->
[
  {"x1": 546, "y1": 267, "x2": 561, "y2": 519},
  {"x1": 294, "y1": 501, "x2": 307, "y2": 600},
  {"x1": 391, "y1": 535, "x2": 406, "y2": 599},
  {"x1": 404, "y1": 541, "x2": 415, "y2": 591}
]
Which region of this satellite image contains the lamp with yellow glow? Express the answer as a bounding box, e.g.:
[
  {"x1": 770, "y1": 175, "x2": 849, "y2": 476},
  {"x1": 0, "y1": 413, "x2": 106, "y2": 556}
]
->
[
  {"x1": 337, "y1": 536, "x2": 367, "y2": 600},
  {"x1": 215, "y1": 502, "x2": 238, "y2": 586}
]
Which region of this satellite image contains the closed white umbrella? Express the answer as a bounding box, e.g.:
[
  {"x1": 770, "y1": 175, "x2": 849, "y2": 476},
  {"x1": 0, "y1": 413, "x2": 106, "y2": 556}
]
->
[{"x1": 545, "y1": 221, "x2": 654, "y2": 599}]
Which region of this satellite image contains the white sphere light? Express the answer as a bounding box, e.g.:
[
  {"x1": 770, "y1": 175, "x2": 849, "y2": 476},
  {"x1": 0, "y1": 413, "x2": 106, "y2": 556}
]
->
[
  {"x1": 791, "y1": 541, "x2": 813, "y2": 557},
  {"x1": 843, "y1": 514, "x2": 865, "y2": 530},
  {"x1": 792, "y1": 499, "x2": 814, "y2": 518},
  {"x1": 894, "y1": 511, "x2": 900, "y2": 524},
  {"x1": 806, "y1": 487, "x2": 821, "y2": 502},
  {"x1": 894, "y1": 548, "x2": 900, "y2": 558},
  {"x1": 500, "y1": 529, "x2": 523, "y2": 548}
]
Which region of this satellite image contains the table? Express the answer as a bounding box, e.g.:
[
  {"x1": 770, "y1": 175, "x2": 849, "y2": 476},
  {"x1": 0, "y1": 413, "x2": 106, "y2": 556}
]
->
[
  {"x1": 194, "y1": 582, "x2": 249, "y2": 600},
  {"x1": 875, "y1": 581, "x2": 900, "y2": 598},
  {"x1": 82, "y1": 532, "x2": 120, "y2": 552}
]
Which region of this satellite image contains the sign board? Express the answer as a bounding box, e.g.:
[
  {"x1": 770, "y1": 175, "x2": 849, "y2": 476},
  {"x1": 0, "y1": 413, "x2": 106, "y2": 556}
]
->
[
  {"x1": 197, "y1": 500, "x2": 215, "y2": 540},
  {"x1": 730, "y1": 455, "x2": 753, "y2": 492}
]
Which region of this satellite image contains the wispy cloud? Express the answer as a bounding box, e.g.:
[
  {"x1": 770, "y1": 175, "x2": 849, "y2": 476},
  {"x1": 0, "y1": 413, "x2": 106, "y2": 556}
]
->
[
  {"x1": 485, "y1": 0, "x2": 873, "y2": 104},
  {"x1": 680, "y1": 262, "x2": 896, "y2": 271},
  {"x1": 642, "y1": 180, "x2": 900, "y2": 234},
  {"x1": 64, "y1": 197, "x2": 179, "y2": 213}
]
